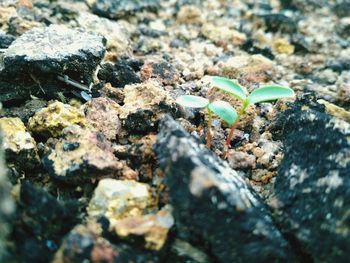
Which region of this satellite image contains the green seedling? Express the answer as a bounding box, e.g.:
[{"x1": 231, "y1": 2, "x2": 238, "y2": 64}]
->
[
  {"x1": 212, "y1": 76, "x2": 295, "y2": 152},
  {"x1": 176, "y1": 95, "x2": 238, "y2": 148}
]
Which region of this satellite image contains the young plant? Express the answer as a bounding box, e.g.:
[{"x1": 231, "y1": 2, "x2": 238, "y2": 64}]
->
[
  {"x1": 212, "y1": 76, "x2": 295, "y2": 151},
  {"x1": 176, "y1": 95, "x2": 238, "y2": 148}
]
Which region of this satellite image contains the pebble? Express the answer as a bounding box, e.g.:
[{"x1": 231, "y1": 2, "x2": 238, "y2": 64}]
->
[
  {"x1": 0, "y1": 117, "x2": 39, "y2": 169},
  {"x1": 28, "y1": 101, "x2": 87, "y2": 138},
  {"x1": 87, "y1": 178, "x2": 155, "y2": 224},
  {"x1": 84, "y1": 97, "x2": 121, "y2": 140}
]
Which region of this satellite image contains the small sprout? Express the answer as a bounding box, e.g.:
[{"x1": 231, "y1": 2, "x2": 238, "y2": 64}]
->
[
  {"x1": 212, "y1": 76, "x2": 295, "y2": 155},
  {"x1": 176, "y1": 77, "x2": 295, "y2": 157},
  {"x1": 176, "y1": 95, "x2": 237, "y2": 148}
]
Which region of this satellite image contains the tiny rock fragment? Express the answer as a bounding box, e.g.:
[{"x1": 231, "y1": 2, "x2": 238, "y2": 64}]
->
[
  {"x1": 141, "y1": 59, "x2": 180, "y2": 86},
  {"x1": 227, "y1": 150, "x2": 256, "y2": 170},
  {"x1": 28, "y1": 101, "x2": 87, "y2": 138},
  {"x1": 273, "y1": 38, "x2": 295, "y2": 54},
  {"x1": 201, "y1": 23, "x2": 246, "y2": 45}
]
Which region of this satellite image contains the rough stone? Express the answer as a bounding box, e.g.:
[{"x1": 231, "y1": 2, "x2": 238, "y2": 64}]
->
[
  {"x1": 11, "y1": 182, "x2": 79, "y2": 263},
  {"x1": 227, "y1": 150, "x2": 256, "y2": 170},
  {"x1": 84, "y1": 97, "x2": 121, "y2": 141},
  {"x1": 76, "y1": 12, "x2": 132, "y2": 57},
  {"x1": 112, "y1": 205, "x2": 174, "y2": 251},
  {"x1": 201, "y1": 23, "x2": 247, "y2": 45},
  {"x1": 167, "y1": 239, "x2": 210, "y2": 263},
  {"x1": 218, "y1": 54, "x2": 275, "y2": 83},
  {"x1": 271, "y1": 97, "x2": 350, "y2": 262},
  {"x1": 155, "y1": 116, "x2": 294, "y2": 263},
  {"x1": 87, "y1": 178, "x2": 155, "y2": 224},
  {"x1": 0, "y1": 117, "x2": 39, "y2": 170},
  {"x1": 28, "y1": 101, "x2": 87, "y2": 138},
  {"x1": 88, "y1": 0, "x2": 161, "y2": 19},
  {"x1": 0, "y1": 31, "x2": 15, "y2": 48},
  {"x1": 141, "y1": 59, "x2": 180, "y2": 85},
  {"x1": 119, "y1": 81, "x2": 179, "y2": 133},
  {"x1": 0, "y1": 132, "x2": 14, "y2": 262},
  {"x1": 333, "y1": 1, "x2": 350, "y2": 18},
  {"x1": 177, "y1": 5, "x2": 203, "y2": 24},
  {"x1": 43, "y1": 125, "x2": 128, "y2": 183},
  {"x1": 53, "y1": 219, "x2": 160, "y2": 263},
  {"x1": 260, "y1": 13, "x2": 297, "y2": 34},
  {"x1": 3, "y1": 24, "x2": 106, "y2": 82},
  {"x1": 98, "y1": 59, "x2": 142, "y2": 88},
  {"x1": 0, "y1": 99, "x2": 47, "y2": 122}
]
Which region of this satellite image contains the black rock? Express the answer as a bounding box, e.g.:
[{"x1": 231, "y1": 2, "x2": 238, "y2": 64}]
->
[
  {"x1": 260, "y1": 13, "x2": 297, "y2": 34},
  {"x1": 241, "y1": 39, "x2": 275, "y2": 60},
  {"x1": 279, "y1": 0, "x2": 329, "y2": 10},
  {"x1": 272, "y1": 97, "x2": 350, "y2": 262},
  {"x1": 0, "y1": 32, "x2": 15, "y2": 49},
  {"x1": 98, "y1": 59, "x2": 142, "y2": 88},
  {"x1": 11, "y1": 182, "x2": 80, "y2": 263},
  {"x1": 291, "y1": 35, "x2": 312, "y2": 54},
  {"x1": 88, "y1": 0, "x2": 161, "y2": 19},
  {"x1": 155, "y1": 116, "x2": 294, "y2": 263},
  {"x1": 333, "y1": 1, "x2": 350, "y2": 18},
  {"x1": 0, "y1": 24, "x2": 106, "y2": 102},
  {"x1": 3, "y1": 24, "x2": 106, "y2": 82}
]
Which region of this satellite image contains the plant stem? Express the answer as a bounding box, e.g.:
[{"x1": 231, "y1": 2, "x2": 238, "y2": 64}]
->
[
  {"x1": 206, "y1": 108, "x2": 213, "y2": 148},
  {"x1": 223, "y1": 102, "x2": 248, "y2": 158}
]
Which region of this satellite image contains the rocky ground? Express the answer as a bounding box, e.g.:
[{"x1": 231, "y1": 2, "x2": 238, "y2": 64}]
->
[{"x1": 0, "y1": 0, "x2": 349, "y2": 262}]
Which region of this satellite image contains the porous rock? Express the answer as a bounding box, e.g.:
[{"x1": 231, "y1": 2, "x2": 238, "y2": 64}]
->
[
  {"x1": 87, "y1": 178, "x2": 155, "y2": 224},
  {"x1": 271, "y1": 97, "x2": 350, "y2": 262},
  {"x1": 28, "y1": 101, "x2": 87, "y2": 138},
  {"x1": 0, "y1": 117, "x2": 39, "y2": 169},
  {"x1": 84, "y1": 97, "x2": 121, "y2": 141},
  {"x1": 3, "y1": 24, "x2": 106, "y2": 81},
  {"x1": 155, "y1": 116, "x2": 293, "y2": 263},
  {"x1": 112, "y1": 205, "x2": 174, "y2": 251},
  {"x1": 43, "y1": 125, "x2": 127, "y2": 182},
  {"x1": 119, "y1": 81, "x2": 179, "y2": 133}
]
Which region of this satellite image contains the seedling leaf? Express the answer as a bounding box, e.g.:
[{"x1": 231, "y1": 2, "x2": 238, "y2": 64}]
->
[
  {"x1": 212, "y1": 76, "x2": 247, "y2": 101},
  {"x1": 247, "y1": 85, "x2": 295, "y2": 104},
  {"x1": 176, "y1": 95, "x2": 209, "y2": 108},
  {"x1": 209, "y1": 101, "x2": 238, "y2": 126}
]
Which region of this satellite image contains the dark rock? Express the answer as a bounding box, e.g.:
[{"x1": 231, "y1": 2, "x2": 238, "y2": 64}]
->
[
  {"x1": 0, "y1": 99, "x2": 47, "y2": 122},
  {"x1": 260, "y1": 13, "x2": 297, "y2": 34},
  {"x1": 326, "y1": 58, "x2": 350, "y2": 73},
  {"x1": 54, "y1": 220, "x2": 161, "y2": 263},
  {"x1": 241, "y1": 39, "x2": 275, "y2": 60},
  {"x1": 139, "y1": 24, "x2": 166, "y2": 38},
  {"x1": 279, "y1": 0, "x2": 329, "y2": 10},
  {"x1": 155, "y1": 116, "x2": 294, "y2": 263},
  {"x1": 271, "y1": 97, "x2": 350, "y2": 262},
  {"x1": 98, "y1": 59, "x2": 142, "y2": 88},
  {"x1": 11, "y1": 182, "x2": 79, "y2": 263},
  {"x1": 88, "y1": 0, "x2": 161, "y2": 19},
  {"x1": 0, "y1": 133, "x2": 15, "y2": 262},
  {"x1": 3, "y1": 24, "x2": 106, "y2": 82},
  {"x1": 0, "y1": 31, "x2": 15, "y2": 48},
  {"x1": 333, "y1": 1, "x2": 350, "y2": 18},
  {"x1": 291, "y1": 35, "x2": 312, "y2": 54},
  {"x1": 0, "y1": 25, "x2": 106, "y2": 102}
]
